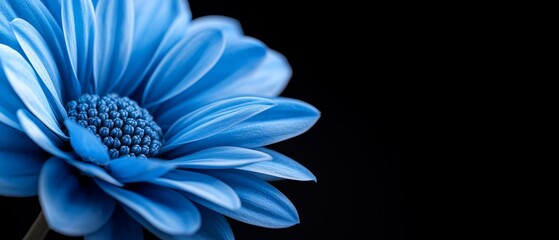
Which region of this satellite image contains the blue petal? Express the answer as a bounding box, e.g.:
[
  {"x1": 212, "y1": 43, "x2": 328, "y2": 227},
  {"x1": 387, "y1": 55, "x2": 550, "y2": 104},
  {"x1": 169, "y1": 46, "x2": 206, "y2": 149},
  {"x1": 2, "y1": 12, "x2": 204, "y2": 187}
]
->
[
  {"x1": 187, "y1": 15, "x2": 243, "y2": 37},
  {"x1": 6, "y1": 0, "x2": 81, "y2": 101},
  {"x1": 11, "y1": 18, "x2": 63, "y2": 101},
  {"x1": 142, "y1": 29, "x2": 224, "y2": 108},
  {"x1": 162, "y1": 97, "x2": 276, "y2": 149},
  {"x1": 40, "y1": 0, "x2": 62, "y2": 26},
  {"x1": 132, "y1": 0, "x2": 190, "y2": 49},
  {"x1": 171, "y1": 98, "x2": 320, "y2": 154},
  {"x1": 124, "y1": 206, "x2": 234, "y2": 240},
  {"x1": 85, "y1": 205, "x2": 143, "y2": 240},
  {"x1": 237, "y1": 148, "x2": 316, "y2": 181},
  {"x1": 0, "y1": 121, "x2": 40, "y2": 152},
  {"x1": 0, "y1": 111, "x2": 19, "y2": 130},
  {"x1": 0, "y1": 45, "x2": 65, "y2": 138},
  {"x1": 93, "y1": 0, "x2": 134, "y2": 95},
  {"x1": 65, "y1": 158, "x2": 123, "y2": 187},
  {"x1": 224, "y1": 49, "x2": 292, "y2": 97},
  {"x1": 65, "y1": 119, "x2": 110, "y2": 165},
  {"x1": 167, "y1": 146, "x2": 271, "y2": 169},
  {"x1": 0, "y1": 121, "x2": 45, "y2": 197},
  {"x1": 61, "y1": 0, "x2": 95, "y2": 89},
  {"x1": 105, "y1": 157, "x2": 173, "y2": 183},
  {"x1": 0, "y1": 4, "x2": 23, "y2": 53},
  {"x1": 184, "y1": 36, "x2": 266, "y2": 102},
  {"x1": 158, "y1": 36, "x2": 267, "y2": 114},
  {"x1": 128, "y1": 14, "x2": 191, "y2": 99},
  {"x1": 40, "y1": 157, "x2": 115, "y2": 236},
  {"x1": 17, "y1": 109, "x2": 72, "y2": 160},
  {"x1": 122, "y1": 206, "x2": 188, "y2": 240},
  {"x1": 10, "y1": 18, "x2": 66, "y2": 120},
  {"x1": 151, "y1": 170, "x2": 240, "y2": 210},
  {"x1": 96, "y1": 180, "x2": 202, "y2": 235},
  {"x1": 197, "y1": 170, "x2": 300, "y2": 228},
  {"x1": 182, "y1": 17, "x2": 290, "y2": 98},
  {"x1": 0, "y1": 48, "x2": 26, "y2": 129},
  {"x1": 111, "y1": 0, "x2": 190, "y2": 96},
  {"x1": 0, "y1": 152, "x2": 44, "y2": 197},
  {"x1": 188, "y1": 207, "x2": 234, "y2": 240}
]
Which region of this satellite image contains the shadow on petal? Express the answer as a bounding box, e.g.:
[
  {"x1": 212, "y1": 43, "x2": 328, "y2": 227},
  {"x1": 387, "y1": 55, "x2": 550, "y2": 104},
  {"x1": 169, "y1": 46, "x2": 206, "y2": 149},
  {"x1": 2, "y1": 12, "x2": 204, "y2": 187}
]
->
[{"x1": 40, "y1": 157, "x2": 115, "y2": 236}]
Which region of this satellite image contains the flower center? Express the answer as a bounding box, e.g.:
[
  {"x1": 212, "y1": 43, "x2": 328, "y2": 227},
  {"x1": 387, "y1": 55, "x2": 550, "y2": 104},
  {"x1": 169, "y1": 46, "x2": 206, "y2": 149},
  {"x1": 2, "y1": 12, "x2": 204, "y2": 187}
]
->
[{"x1": 65, "y1": 94, "x2": 163, "y2": 159}]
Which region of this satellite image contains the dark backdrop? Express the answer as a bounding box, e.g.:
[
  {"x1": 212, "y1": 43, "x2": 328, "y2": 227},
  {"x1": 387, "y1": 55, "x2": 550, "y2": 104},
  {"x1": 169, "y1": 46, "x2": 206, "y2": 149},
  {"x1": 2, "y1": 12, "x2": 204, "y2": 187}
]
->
[{"x1": 1, "y1": 1, "x2": 415, "y2": 239}]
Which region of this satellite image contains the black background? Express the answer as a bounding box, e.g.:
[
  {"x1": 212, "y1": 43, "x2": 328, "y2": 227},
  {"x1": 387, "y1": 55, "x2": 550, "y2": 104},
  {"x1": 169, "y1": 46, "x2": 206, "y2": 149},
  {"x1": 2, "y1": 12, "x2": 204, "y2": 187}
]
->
[{"x1": 1, "y1": 0, "x2": 417, "y2": 239}]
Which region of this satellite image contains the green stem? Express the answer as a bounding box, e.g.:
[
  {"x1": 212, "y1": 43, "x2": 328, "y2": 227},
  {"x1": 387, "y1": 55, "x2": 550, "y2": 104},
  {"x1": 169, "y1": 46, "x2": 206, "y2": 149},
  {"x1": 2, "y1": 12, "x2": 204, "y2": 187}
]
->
[{"x1": 23, "y1": 211, "x2": 49, "y2": 240}]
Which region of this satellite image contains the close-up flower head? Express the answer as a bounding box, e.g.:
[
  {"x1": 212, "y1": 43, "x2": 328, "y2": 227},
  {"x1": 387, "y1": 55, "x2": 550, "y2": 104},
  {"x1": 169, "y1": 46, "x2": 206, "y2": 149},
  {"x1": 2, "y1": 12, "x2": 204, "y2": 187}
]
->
[{"x1": 0, "y1": 0, "x2": 319, "y2": 239}]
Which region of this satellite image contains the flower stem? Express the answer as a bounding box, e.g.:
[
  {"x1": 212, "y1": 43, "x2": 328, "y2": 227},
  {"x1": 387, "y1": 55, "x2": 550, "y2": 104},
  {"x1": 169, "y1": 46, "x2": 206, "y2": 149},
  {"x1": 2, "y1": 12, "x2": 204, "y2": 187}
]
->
[{"x1": 23, "y1": 211, "x2": 49, "y2": 240}]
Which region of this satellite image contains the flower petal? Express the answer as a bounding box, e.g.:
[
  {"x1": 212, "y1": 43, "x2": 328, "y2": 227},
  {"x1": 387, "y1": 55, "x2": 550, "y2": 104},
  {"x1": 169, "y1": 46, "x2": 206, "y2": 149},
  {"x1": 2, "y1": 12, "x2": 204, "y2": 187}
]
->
[
  {"x1": 65, "y1": 119, "x2": 110, "y2": 165},
  {"x1": 159, "y1": 36, "x2": 266, "y2": 114},
  {"x1": 6, "y1": 0, "x2": 81, "y2": 101},
  {"x1": 40, "y1": 157, "x2": 115, "y2": 236},
  {"x1": 96, "y1": 180, "x2": 202, "y2": 235},
  {"x1": 10, "y1": 18, "x2": 65, "y2": 113},
  {"x1": 142, "y1": 29, "x2": 224, "y2": 108},
  {"x1": 0, "y1": 44, "x2": 65, "y2": 138},
  {"x1": 61, "y1": 0, "x2": 95, "y2": 89},
  {"x1": 188, "y1": 207, "x2": 234, "y2": 240},
  {"x1": 225, "y1": 49, "x2": 292, "y2": 97},
  {"x1": 162, "y1": 97, "x2": 276, "y2": 149},
  {"x1": 40, "y1": 0, "x2": 62, "y2": 26},
  {"x1": 105, "y1": 157, "x2": 173, "y2": 183},
  {"x1": 85, "y1": 205, "x2": 143, "y2": 240},
  {"x1": 237, "y1": 148, "x2": 316, "y2": 182},
  {"x1": 64, "y1": 158, "x2": 123, "y2": 187},
  {"x1": 159, "y1": 51, "x2": 290, "y2": 117},
  {"x1": 17, "y1": 109, "x2": 72, "y2": 160},
  {"x1": 199, "y1": 170, "x2": 300, "y2": 228},
  {"x1": 0, "y1": 4, "x2": 23, "y2": 53},
  {"x1": 0, "y1": 112, "x2": 19, "y2": 130},
  {"x1": 132, "y1": 0, "x2": 190, "y2": 50},
  {"x1": 0, "y1": 48, "x2": 26, "y2": 129},
  {"x1": 152, "y1": 170, "x2": 241, "y2": 210},
  {"x1": 0, "y1": 152, "x2": 44, "y2": 197},
  {"x1": 0, "y1": 120, "x2": 45, "y2": 197},
  {"x1": 170, "y1": 98, "x2": 320, "y2": 155},
  {"x1": 0, "y1": 121, "x2": 39, "y2": 151},
  {"x1": 128, "y1": 13, "x2": 190, "y2": 98},
  {"x1": 187, "y1": 15, "x2": 243, "y2": 37},
  {"x1": 180, "y1": 37, "x2": 267, "y2": 103},
  {"x1": 167, "y1": 146, "x2": 271, "y2": 169},
  {"x1": 93, "y1": 0, "x2": 134, "y2": 94},
  {"x1": 111, "y1": 0, "x2": 190, "y2": 96},
  {"x1": 121, "y1": 206, "x2": 186, "y2": 240}
]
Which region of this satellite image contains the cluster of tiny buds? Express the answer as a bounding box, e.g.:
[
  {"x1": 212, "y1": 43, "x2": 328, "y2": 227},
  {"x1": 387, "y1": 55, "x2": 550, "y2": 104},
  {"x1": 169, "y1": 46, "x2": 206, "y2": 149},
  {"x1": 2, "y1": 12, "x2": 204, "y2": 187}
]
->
[{"x1": 65, "y1": 94, "x2": 163, "y2": 159}]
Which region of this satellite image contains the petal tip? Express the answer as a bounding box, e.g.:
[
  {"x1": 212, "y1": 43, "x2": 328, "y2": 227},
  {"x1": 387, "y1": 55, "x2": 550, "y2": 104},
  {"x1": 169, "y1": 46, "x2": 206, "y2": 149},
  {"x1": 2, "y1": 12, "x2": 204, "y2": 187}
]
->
[{"x1": 8, "y1": 17, "x2": 24, "y2": 26}]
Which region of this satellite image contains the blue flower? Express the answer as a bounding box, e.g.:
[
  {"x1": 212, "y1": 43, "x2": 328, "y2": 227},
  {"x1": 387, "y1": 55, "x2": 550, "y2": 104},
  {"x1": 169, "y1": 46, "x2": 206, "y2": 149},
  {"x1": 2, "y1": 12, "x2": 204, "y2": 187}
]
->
[{"x1": 0, "y1": 0, "x2": 319, "y2": 239}]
